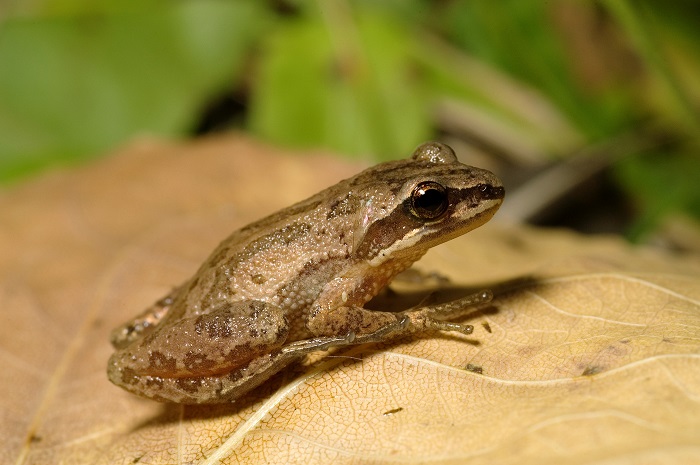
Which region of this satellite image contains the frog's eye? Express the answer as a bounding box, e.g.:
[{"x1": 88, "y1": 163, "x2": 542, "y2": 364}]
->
[{"x1": 409, "y1": 181, "x2": 449, "y2": 221}]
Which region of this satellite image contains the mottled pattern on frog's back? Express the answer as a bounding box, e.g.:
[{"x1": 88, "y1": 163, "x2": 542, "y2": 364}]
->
[
  {"x1": 107, "y1": 141, "x2": 506, "y2": 403},
  {"x1": 173, "y1": 200, "x2": 355, "y2": 324},
  {"x1": 166, "y1": 154, "x2": 501, "y2": 336}
]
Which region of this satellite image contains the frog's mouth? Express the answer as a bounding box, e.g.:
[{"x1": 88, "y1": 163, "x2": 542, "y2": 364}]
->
[
  {"x1": 412, "y1": 196, "x2": 504, "y2": 250},
  {"x1": 354, "y1": 181, "x2": 504, "y2": 266},
  {"x1": 362, "y1": 196, "x2": 504, "y2": 268}
]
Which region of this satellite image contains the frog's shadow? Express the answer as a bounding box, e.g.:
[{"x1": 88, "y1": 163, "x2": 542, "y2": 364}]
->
[{"x1": 145, "y1": 275, "x2": 539, "y2": 423}]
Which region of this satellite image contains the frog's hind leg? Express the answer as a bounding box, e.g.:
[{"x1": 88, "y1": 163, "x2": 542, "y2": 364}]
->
[
  {"x1": 108, "y1": 292, "x2": 493, "y2": 404},
  {"x1": 185, "y1": 291, "x2": 492, "y2": 404},
  {"x1": 109, "y1": 332, "x2": 354, "y2": 404}
]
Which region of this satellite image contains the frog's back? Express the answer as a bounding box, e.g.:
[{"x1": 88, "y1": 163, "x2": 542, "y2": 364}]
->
[
  {"x1": 170, "y1": 178, "x2": 364, "y2": 319},
  {"x1": 166, "y1": 146, "x2": 502, "y2": 326}
]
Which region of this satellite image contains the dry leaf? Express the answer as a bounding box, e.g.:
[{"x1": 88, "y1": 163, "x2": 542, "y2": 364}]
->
[{"x1": 2, "y1": 134, "x2": 699, "y2": 465}]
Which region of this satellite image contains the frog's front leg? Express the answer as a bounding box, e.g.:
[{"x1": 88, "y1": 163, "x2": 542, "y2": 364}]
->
[{"x1": 307, "y1": 290, "x2": 493, "y2": 343}]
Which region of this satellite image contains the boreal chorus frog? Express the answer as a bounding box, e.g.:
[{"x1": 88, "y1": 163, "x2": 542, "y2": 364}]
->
[{"x1": 107, "y1": 142, "x2": 505, "y2": 403}]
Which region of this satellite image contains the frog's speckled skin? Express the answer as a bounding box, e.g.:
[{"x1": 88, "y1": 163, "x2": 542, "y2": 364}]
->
[{"x1": 107, "y1": 142, "x2": 505, "y2": 403}]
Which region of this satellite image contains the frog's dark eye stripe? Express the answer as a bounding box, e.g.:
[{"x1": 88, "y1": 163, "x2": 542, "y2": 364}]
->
[{"x1": 409, "y1": 181, "x2": 449, "y2": 221}]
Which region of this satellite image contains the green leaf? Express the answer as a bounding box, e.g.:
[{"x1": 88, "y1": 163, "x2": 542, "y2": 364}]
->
[
  {"x1": 248, "y1": 6, "x2": 431, "y2": 159},
  {"x1": 0, "y1": 0, "x2": 266, "y2": 183},
  {"x1": 615, "y1": 148, "x2": 700, "y2": 240},
  {"x1": 438, "y1": 1, "x2": 634, "y2": 139}
]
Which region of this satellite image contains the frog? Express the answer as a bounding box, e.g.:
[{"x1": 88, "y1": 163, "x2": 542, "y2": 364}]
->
[{"x1": 107, "y1": 142, "x2": 505, "y2": 403}]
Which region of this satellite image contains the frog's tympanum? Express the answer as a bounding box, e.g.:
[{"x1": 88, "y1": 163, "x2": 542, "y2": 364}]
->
[{"x1": 108, "y1": 142, "x2": 505, "y2": 403}]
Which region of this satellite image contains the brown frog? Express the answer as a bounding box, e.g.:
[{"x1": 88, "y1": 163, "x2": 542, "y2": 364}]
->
[{"x1": 107, "y1": 142, "x2": 505, "y2": 403}]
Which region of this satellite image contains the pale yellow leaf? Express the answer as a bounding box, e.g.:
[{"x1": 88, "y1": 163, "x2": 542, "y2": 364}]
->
[{"x1": 2, "y1": 135, "x2": 699, "y2": 465}]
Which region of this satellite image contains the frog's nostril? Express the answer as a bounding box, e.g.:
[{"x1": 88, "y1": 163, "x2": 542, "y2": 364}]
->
[{"x1": 476, "y1": 184, "x2": 505, "y2": 200}]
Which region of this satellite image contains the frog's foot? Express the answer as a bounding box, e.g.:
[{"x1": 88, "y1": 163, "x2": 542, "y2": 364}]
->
[
  {"x1": 402, "y1": 289, "x2": 493, "y2": 336},
  {"x1": 109, "y1": 288, "x2": 179, "y2": 349}
]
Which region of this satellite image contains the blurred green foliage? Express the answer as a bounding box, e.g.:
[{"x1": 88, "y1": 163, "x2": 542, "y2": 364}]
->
[
  {"x1": 0, "y1": 0, "x2": 264, "y2": 179},
  {"x1": 0, "y1": 0, "x2": 698, "y2": 238}
]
